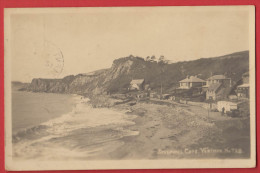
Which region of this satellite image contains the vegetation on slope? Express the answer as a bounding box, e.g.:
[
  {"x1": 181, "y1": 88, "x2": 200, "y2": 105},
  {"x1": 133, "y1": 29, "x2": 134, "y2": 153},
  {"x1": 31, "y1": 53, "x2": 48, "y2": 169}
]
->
[{"x1": 24, "y1": 51, "x2": 249, "y2": 95}]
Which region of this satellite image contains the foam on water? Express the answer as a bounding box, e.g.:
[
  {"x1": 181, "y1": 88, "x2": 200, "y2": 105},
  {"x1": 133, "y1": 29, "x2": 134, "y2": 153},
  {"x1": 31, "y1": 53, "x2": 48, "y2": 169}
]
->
[{"x1": 13, "y1": 95, "x2": 139, "y2": 160}]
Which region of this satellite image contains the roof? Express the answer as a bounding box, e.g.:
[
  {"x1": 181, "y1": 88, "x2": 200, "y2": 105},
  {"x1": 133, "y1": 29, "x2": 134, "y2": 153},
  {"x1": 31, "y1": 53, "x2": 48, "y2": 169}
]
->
[
  {"x1": 242, "y1": 72, "x2": 249, "y2": 78},
  {"x1": 179, "y1": 76, "x2": 206, "y2": 83},
  {"x1": 207, "y1": 75, "x2": 227, "y2": 80},
  {"x1": 237, "y1": 83, "x2": 250, "y2": 88},
  {"x1": 130, "y1": 79, "x2": 145, "y2": 85},
  {"x1": 208, "y1": 83, "x2": 222, "y2": 92}
]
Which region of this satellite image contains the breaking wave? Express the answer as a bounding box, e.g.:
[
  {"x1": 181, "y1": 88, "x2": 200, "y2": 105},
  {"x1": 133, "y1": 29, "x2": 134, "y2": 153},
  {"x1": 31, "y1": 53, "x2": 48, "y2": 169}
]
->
[{"x1": 12, "y1": 96, "x2": 139, "y2": 160}]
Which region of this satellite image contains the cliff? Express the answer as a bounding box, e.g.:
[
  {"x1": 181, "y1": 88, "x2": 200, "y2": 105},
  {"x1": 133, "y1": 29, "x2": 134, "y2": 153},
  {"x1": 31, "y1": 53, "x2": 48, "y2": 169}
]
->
[{"x1": 25, "y1": 51, "x2": 249, "y2": 95}]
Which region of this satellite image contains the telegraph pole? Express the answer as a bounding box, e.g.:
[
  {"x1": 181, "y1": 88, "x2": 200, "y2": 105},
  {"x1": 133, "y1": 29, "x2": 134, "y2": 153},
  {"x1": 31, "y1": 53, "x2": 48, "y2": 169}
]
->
[
  {"x1": 160, "y1": 82, "x2": 163, "y2": 99},
  {"x1": 208, "y1": 104, "x2": 210, "y2": 122},
  {"x1": 208, "y1": 98, "x2": 212, "y2": 122}
]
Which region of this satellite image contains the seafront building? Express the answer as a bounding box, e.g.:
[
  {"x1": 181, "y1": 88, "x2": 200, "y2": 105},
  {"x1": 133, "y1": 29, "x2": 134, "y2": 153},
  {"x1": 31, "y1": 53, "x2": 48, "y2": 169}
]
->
[
  {"x1": 236, "y1": 72, "x2": 250, "y2": 98},
  {"x1": 129, "y1": 79, "x2": 145, "y2": 91},
  {"x1": 202, "y1": 75, "x2": 231, "y2": 100},
  {"x1": 178, "y1": 76, "x2": 206, "y2": 89}
]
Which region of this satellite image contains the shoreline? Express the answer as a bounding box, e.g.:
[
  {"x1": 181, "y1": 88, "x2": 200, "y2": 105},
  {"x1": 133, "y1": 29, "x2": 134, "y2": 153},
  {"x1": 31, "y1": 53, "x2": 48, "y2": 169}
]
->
[{"x1": 12, "y1": 90, "x2": 251, "y2": 160}]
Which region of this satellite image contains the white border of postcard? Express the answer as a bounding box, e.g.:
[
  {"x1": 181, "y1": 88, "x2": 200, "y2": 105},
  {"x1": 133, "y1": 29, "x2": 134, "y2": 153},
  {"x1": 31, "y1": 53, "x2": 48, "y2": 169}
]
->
[{"x1": 4, "y1": 6, "x2": 256, "y2": 170}]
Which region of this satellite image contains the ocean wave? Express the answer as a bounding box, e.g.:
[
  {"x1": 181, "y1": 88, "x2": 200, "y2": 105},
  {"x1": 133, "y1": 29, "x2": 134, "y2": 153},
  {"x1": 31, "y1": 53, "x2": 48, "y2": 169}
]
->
[
  {"x1": 12, "y1": 125, "x2": 49, "y2": 143},
  {"x1": 13, "y1": 96, "x2": 139, "y2": 160}
]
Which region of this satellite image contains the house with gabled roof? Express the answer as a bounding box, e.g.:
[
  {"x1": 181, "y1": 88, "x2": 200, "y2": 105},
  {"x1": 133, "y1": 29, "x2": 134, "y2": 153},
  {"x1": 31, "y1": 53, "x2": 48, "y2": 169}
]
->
[
  {"x1": 129, "y1": 79, "x2": 145, "y2": 91},
  {"x1": 203, "y1": 75, "x2": 232, "y2": 100},
  {"x1": 236, "y1": 72, "x2": 249, "y2": 98},
  {"x1": 236, "y1": 84, "x2": 249, "y2": 98},
  {"x1": 206, "y1": 83, "x2": 222, "y2": 100},
  {"x1": 203, "y1": 75, "x2": 231, "y2": 89},
  {"x1": 179, "y1": 76, "x2": 206, "y2": 89}
]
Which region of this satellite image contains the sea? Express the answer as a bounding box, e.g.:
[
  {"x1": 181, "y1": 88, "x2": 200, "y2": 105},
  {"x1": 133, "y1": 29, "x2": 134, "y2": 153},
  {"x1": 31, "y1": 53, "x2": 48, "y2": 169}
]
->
[{"x1": 12, "y1": 88, "x2": 138, "y2": 160}]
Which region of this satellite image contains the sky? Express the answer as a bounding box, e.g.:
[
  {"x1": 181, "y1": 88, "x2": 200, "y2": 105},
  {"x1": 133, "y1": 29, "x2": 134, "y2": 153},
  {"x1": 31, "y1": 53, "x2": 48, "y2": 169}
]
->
[{"x1": 6, "y1": 7, "x2": 251, "y2": 82}]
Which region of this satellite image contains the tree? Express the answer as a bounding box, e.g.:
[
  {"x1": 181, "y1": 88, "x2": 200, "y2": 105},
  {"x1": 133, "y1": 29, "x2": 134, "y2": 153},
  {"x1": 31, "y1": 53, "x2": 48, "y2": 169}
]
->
[
  {"x1": 150, "y1": 55, "x2": 156, "y2": 62},
  {"x1": 158, "y1": 55, "x2": 165, "y2": 63},
  {"x1": 129, "y1": 54, "x2": 135, "y2": 58},
  {"x1": 145, "y1": 56, "x2": 151, "y2": 61},
  {"x1": 159, "y1": 56, "x2": 171, "y2": 65}
]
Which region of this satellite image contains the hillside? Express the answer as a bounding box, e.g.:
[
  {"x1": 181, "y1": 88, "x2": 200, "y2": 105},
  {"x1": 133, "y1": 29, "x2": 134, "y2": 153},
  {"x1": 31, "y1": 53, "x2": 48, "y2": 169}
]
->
[{"x1": 23, "y1": 51, "x2": 249, "y2": 95}]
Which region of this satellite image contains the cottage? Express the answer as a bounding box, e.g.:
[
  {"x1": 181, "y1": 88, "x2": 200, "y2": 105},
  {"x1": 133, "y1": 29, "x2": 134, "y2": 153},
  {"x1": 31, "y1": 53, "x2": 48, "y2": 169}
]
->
[
  {"x1": 217, "y1": 101, "x2": 237, "y2": 113},
  {"x1": 129, "y1": 79, "x2": 145, "y2": 91},
  {"x1": 206, "y1": 83, "x2": 231, "y2": 101},
  {"x1": 236, "y1": 83, "x2": 249, "y2": 98},
  {"x1": 206, "y1": 75, "x2": 231, "y2": 86},
  {"x1": 179, "y1": 76, "x2": 206, "y2": 89},
  {"x1": 203, "y1": 75, "x2": 232, "y2": 100},
  {"x1": 202, "y1": 75, "x2": 231, "y2": 90},
  {"x1": 236, "y1": 72, "x2": 249, "y2": 98},
  {"x1": 206, "y1": 83, "x2": 221, "y2": 100}
]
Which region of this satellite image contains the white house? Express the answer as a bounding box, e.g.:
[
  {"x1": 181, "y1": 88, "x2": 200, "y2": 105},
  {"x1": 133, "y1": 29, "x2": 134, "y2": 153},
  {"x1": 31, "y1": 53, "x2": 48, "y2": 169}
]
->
[
  {"x1": 129, "y1": 79, "x2": 145, "y2": 91},
  {"x1": 217, "y1": 101, "x2": 237, "y2": 113},
  {"x1": 179, "y1": 76, "x2": 206, "y2": 89}
]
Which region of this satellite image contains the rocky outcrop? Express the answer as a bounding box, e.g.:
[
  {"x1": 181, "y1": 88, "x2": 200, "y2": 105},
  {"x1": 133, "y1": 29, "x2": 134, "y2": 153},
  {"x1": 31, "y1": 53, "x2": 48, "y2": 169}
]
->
[{"x1": 28, "y1": 78, "x2": 69, "y2": 93}]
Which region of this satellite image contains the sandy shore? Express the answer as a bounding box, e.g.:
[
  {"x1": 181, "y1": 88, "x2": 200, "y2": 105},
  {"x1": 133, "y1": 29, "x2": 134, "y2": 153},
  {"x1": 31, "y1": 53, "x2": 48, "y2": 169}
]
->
[{"x1": 86, "y1": 95, "x2": 250, "y2": 159}]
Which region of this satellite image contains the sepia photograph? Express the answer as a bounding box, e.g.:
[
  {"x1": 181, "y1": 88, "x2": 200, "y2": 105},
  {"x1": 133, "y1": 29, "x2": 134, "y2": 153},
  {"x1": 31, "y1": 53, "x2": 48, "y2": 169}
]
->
[{"x1": 4, "y1": 6, "x2": 255, "y2": 170}]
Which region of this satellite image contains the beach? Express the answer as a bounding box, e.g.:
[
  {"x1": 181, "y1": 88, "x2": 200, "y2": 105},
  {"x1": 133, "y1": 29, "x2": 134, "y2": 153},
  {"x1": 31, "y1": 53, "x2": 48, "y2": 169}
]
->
[
  {"x1": 111, "y1": 98, "x2": 250, "y2": 159},
  {"x1": 12, "y1": 90, "x2": 250, "y2": 160},
  {"x1": 82, "y1": 95, "x2": 251, "y2": 159}
]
